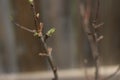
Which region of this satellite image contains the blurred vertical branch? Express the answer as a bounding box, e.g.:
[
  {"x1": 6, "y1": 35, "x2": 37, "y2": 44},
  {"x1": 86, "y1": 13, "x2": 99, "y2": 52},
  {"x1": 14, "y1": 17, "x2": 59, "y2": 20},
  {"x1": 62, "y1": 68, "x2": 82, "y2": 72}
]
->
[{"x1": 80, "y1": 0, "x2": 103, "y2": 80}]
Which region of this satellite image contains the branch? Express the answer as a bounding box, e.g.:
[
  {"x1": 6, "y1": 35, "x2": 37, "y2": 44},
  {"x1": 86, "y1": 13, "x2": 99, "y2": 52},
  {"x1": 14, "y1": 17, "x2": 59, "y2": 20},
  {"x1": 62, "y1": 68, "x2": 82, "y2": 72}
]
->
[
  {"x1": 14, "y1": 22, "x2": 35, "y2": 33},
  {"x1": 13, "y1": 21, "x2": 58, "y2": 80},
  {"x1": 28, "y1": 0, "x2": 58, "y2": 80},
  {"x1": 80, "y1": 0, "x2": 102, "y2": 80},
  {"x1": 40, "y1": 36, "x2": 58, "y2": 80},
  {"x1": 29, "y1": 0, "x2": 38, "y2": 31},
  {"x1": 81, "y1": 0, "x2": 120, "y2": 80}
]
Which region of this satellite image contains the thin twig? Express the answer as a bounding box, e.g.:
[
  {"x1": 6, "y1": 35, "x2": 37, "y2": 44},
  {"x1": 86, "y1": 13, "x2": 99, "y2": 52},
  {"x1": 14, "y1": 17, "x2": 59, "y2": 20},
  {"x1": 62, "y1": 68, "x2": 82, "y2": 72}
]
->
[
  {"x1": 94, "y1": 0, "x2": 100, "y2": 22},
  {"x1": 92, "y1": 0, "x2": 101, "y2": 79},
  {"x1": 40, "y1": 36, "x2": 58, "y2": 80},
  {"x1": 13, "y1": 20, "x2": 58, "y2": 80},
  {"x1": 14, "y1": 22, "x2": 35, "y2": 33},
  {"x1": 94, "y1": 56, "x2": 99, "y2": 80},
  {"x1": 83, "y1": 0, "x2": 120, "y2": 80},
  {"x1": 30, "y1": 1, "x2": 38, "y2": 31},
  {"x1": 81, "y1": 0, "x2": 101, "y2": 80},
  {"x1": 29, "y1": 0, "x2": 58, "y2": 80}
]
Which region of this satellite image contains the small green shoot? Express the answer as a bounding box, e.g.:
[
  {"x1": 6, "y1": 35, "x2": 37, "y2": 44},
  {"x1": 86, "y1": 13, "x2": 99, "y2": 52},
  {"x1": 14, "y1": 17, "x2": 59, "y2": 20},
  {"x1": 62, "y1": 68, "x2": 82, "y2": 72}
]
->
[{"x1": 46, "y1": 27, "x2": 56, "y2": 37}]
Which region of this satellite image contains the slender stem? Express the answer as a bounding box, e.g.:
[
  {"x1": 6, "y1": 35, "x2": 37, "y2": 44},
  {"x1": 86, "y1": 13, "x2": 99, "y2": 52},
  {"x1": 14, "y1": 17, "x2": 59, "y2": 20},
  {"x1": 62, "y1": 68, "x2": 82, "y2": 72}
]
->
[
  {"x1": 14, "y1": 22, "x2": 35, "y2": 33},
  {"x1": 93, "y1": 0, "x2": 100, "y2": 79},
  {"x1": 81, "y1": 0, "x2": 100, "y2": 80},
  {"x1": 94, "y1": 0, "x2": 100, "y2": 22},
  {"x1": 30, "y1": 1, "x2": 38, "y2": 31},
  {"x1": 40, "y1": 36, "x2": 58, "y2": 80},
  {"x1": 94, "y1": 56, "x2": 99, "y2": 80},
  {"x1": 29, "y1": 1, "x2": 58, "y2": 79},
  {"x1": 47, "y1": 55, "x2": 58, "y2": 80}
]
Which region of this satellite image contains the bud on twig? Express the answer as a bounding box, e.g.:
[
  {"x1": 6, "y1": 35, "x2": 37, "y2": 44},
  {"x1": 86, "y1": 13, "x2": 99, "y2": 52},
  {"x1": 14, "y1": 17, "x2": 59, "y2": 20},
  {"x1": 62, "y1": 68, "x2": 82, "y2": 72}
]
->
[
  {"x1": 44, "y1": 28, "x2": 56, "y2": 41},
  {"x1": 40, "y1": 22, "x2": 43, "y2": 29},
  {"x1": 46, "y1": 28, "x2": 56, "y2": 37}
]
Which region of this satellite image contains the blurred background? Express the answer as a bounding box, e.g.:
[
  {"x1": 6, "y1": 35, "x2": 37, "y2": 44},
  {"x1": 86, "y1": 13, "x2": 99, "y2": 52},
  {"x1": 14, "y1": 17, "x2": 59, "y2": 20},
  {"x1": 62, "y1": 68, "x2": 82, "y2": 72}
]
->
[{"x1": 0, "y1": 0, "x2": 120, "y2": 80}]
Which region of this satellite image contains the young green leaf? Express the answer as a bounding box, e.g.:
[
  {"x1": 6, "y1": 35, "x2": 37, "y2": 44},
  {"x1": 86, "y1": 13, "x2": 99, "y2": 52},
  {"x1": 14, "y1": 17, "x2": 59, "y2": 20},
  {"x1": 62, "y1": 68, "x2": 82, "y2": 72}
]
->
[
  {"x1": 33, "y1": 32, "x2": 38, "y2": 36},
  {"x1": 46, "y1": 27, "x2": 56, "y2": 36}
]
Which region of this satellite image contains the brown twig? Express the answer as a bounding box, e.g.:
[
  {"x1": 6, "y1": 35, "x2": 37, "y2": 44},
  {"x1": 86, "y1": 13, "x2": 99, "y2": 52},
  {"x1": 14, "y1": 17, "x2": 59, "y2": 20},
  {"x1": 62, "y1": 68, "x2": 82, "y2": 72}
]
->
[
  {"x1": 91, "y1": 0, "x2": 101, "y2": 80},
  {"x1": 30, "y1": 0, "x2": 38, "y2": 31},
  {"x1": 81, "y1": 0, "x2": 120, "y2": 80},
  {"x1": 40, "y1": 36, "x2": 58, "y2": 80},
  {"x1": 90, "y1": 0, "x2": 102, "y2": 79},
  {"x1": 29, "y1": 0, "x2": 58, "y2": 80},
  {"x1": 13, "y1": 0, "x2": 58, "y2": 79},
  {"x1": 80, "y1": 0, "x2": 102, "y2": 80},
  {"x1": 14, "y1": 22, "x2": 36, "y2": 33},
  {"x1": 13, "y1": 23, "x2": 58, "y2": 80}
]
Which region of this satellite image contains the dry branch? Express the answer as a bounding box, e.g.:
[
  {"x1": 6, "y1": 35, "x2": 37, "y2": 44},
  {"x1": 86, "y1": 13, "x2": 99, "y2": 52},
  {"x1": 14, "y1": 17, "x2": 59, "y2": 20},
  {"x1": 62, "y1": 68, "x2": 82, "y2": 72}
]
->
[
  {"x1": 12, "y1": 0, "x2": 58, "y2": 80},
  {"x1": 80, "y1": 0, "x2": 102, "y2": 80},
  {"x1": 29, "y1": 0, "x2": 58, "y2": 80}
]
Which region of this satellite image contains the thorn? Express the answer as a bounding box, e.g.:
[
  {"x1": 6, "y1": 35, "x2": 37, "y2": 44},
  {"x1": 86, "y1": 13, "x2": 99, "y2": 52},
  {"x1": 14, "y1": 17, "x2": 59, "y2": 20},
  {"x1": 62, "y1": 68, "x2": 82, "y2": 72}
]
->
[{"x1": 96, "y1": 35, "x2": 104, "y2": 42}]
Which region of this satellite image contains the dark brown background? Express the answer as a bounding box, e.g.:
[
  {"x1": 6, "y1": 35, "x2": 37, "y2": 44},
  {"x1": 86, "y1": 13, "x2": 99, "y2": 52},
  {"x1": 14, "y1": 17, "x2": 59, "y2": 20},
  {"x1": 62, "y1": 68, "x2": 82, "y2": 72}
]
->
[{"x1": 0, "y1": 0, "x2": 120, "y2": 73}]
